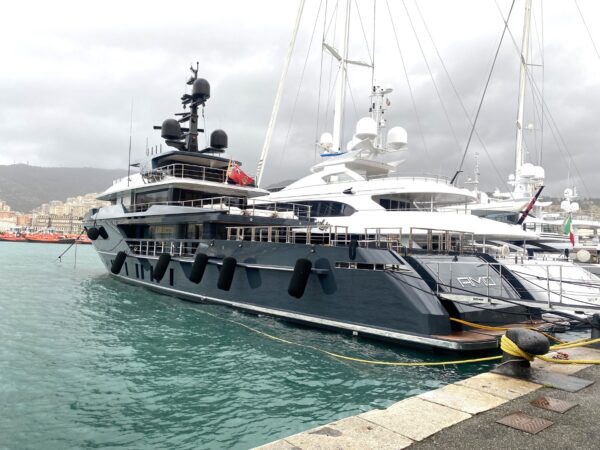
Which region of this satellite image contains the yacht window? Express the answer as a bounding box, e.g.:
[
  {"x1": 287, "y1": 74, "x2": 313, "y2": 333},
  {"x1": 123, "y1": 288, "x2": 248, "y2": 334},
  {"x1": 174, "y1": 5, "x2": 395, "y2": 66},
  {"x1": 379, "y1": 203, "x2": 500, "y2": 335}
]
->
[
  {"x1": 150, "y1": 225, "x2": 176, "y2": 239},
  {"x1": 135, "y1": 190, "x2": 169, "y2": 206},
  {"x1": 322, "y1": 173, "x2": 354, "y2": 183},
  {"x1": 296, "y1": 201, "x2": 355, "y2": 217},
  {"x1": 378, "y1": 198, "x2": 411, "y2": 211}
]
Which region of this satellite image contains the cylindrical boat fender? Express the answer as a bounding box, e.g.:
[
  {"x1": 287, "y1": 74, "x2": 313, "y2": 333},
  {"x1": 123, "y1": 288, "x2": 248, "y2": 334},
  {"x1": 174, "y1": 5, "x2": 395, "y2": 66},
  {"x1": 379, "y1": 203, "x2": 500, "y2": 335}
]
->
[
  {"x1": 111, "y1": 251, "x2": 127, "y2": 274},
  {"x1": 349, "y1": 237, "x2": 358, "y2": 261},
  {"x1": 189, "y1": 253, "x2": 209, "y2": 284},
  {"x1": 86, "y1": 227, "x2": 100, "y2": 241},
  {"x1": 288, "y1": 258, "x2": 312, "y2": 298},
  {"x1": 217, "y1": 257, "x2": 237, "y2": 291},
  {"x1": 153, "y1": 253, "x2": 171, "y2": 282},
  {"x1": 98, "y1": 226, "x2": 109, "y2": 239}
]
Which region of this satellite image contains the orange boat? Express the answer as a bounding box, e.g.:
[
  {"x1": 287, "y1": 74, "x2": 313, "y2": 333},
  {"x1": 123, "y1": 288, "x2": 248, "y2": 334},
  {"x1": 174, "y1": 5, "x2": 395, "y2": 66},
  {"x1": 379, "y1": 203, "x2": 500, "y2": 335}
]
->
[
  {"x1": 0, "y1": 232, "x2": 27, "y2": 242},
  {"x1": 25, "y1": 232, "x2": 65, "y2": 243}
]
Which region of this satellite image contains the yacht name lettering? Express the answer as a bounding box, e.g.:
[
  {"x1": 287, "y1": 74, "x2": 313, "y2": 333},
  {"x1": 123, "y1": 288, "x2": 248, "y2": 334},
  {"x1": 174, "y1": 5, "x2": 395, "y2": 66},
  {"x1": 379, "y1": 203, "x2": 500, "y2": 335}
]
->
[{"x1": 456, "y1": 276, "x2": 497, "y2": 288}]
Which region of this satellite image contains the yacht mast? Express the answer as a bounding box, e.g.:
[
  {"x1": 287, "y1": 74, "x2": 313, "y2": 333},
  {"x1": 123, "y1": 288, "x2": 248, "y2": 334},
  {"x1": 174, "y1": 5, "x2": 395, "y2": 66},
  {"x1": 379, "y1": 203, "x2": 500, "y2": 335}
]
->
[
  {"x1": 331, "y1": 0, "x2": 351, "y2": 153},
  {"x1": 256, "y1": 0, "x2": 306, "y2": 187},
  {"x1": 514, "y1": 0, "x2": 532, "y2": 177}
]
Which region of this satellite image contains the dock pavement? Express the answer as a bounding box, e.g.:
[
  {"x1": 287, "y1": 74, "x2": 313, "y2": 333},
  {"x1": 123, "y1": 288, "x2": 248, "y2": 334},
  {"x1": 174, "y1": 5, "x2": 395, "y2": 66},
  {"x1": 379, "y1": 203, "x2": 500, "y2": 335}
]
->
[{"x1": 255, "y1": 345, "x2": 600, "y2": 449}]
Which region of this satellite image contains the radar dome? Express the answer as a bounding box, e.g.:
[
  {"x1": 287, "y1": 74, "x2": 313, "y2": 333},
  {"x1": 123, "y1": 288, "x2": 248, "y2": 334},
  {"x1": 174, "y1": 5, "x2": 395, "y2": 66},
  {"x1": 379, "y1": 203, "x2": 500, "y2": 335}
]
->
[
  {"x1": 387, "y1": 126, "x2": 408, "y2": 150},
  {"x1": 161, "y1": 118, "x2": 183, "y2": 140},
  {"x1": 532, "y1": 165, "x2": 545, "y2": 180},
  {"x1": 564, "y1": 188, "x2": 574, "y2": 199},
  {"x1": 520, "y1": 163, "x2": 535, "y2": 178},
  {"x1": 319, "y1": 132, "x2": 333, "y2": 150},
  {"x1": 571, "y1": 202, "x2": 580, "y2": 212},
  {"x1": 355, "y1": 117, "x2": 377, "y2": 140},
  {"x1": 192, "y1": 78, "x2": 210, "y2": 102},
  {"x1": 576, "y1": 249, "x2": 591, "y2": 263},
  {"x1": 560, "y1": 200, "x2": 571, "y2": 211},
  {"x1": 210, "y1": 129, "x2": 228, "y2": 149}
]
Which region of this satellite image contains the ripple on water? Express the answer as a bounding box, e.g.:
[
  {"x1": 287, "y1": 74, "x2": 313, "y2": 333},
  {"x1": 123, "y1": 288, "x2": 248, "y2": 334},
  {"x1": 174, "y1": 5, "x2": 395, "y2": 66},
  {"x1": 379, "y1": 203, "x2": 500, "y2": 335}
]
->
[{"x1": 0, "y1": 243, "x2": 496, "y2": 449}]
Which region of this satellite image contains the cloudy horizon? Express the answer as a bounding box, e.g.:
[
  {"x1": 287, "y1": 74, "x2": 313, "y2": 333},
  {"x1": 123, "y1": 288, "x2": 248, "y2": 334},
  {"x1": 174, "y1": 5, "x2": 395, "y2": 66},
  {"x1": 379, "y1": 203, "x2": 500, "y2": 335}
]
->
[{"x1": 1, "y1": 0, "x2": 599, "y2": 197}]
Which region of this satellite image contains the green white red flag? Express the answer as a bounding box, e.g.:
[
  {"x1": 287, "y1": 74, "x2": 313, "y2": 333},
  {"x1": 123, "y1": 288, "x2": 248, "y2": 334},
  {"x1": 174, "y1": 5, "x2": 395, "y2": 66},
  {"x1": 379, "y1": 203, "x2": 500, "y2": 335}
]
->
[{"x1": 563, "y1": 213, "x2": 575, "y2": 246}]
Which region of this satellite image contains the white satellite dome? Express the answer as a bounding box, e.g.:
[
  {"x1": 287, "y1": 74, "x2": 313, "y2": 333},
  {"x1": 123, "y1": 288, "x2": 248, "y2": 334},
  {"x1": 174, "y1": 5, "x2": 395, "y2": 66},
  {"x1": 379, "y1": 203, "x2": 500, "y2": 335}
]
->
[
  {"x1": 564, "y1": 188, "x2": 574, "y2": 199},
  {"x1": 319, "y1": 132, "x2": 333, "y2": 150},
  {"x1": 576, "y1": 249, "x2": 591, "y2": 263},
  {"x1": 560, "y1": 200, "x2": 571, "y2": 211},
  {"x1": 520, "y1": 163, "x2": 536, "y2": 178},
  {"x1": 346, "y1": 136, "x2": 361, "y2": 151},
  {"x1": 387, "y1": 126, "x2": 408, "y2": 150},
  {"x1": 532, "y1": 165, "x2": 545, "y2": 180},
  {"x1": 571, "y1": 202, "x2": 580, "y2": 212},
  {"x1": 355, "y1": 117, "x2": 377, "y2": 140}
]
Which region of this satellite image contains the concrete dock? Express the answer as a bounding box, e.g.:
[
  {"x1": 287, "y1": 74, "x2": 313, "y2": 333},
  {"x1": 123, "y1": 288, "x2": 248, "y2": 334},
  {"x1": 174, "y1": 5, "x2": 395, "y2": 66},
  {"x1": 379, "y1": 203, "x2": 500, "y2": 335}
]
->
[{"x1": 255, "y1": 346, "x2": 600, "y2": 449}]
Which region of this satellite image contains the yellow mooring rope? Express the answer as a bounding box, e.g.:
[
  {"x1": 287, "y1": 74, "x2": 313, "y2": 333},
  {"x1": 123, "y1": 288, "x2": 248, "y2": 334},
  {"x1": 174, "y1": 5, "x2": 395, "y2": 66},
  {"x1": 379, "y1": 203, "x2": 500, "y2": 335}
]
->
[
  {"x1": 501, "y1": 334, "x2": 600, "y2": 364},
  {"x1": 197, "y1": 310, "x2": 600, "y2": 367},
  {"x1": 449, "y1": 317, "x2": 565, "y2": 344}
]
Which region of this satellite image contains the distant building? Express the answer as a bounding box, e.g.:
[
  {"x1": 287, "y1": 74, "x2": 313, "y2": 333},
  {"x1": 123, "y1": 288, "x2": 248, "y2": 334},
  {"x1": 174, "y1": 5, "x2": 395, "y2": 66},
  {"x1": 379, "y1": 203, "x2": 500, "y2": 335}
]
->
[{"x1": 30, "y1": 193, "x2": 109, "y2": 234}]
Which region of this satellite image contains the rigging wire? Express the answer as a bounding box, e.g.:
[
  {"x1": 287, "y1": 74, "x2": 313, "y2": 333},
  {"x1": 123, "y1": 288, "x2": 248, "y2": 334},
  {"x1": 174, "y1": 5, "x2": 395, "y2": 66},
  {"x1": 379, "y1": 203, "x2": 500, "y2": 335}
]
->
[
  {"x1": 574, "y1": 0, "x2": 600, "y2": 61},
  {"x1": 354, "y1": 0, "x2": 373, "y2": 66},
  {"x1": 385, "y1": 0, "x2": 430, "y2": 157},
  {"x1": 455, "y1": 0, "x2": 517, "y2": 184},
  {"x1": 345, "y1": 73, "x2": 360, "y2": 123},
  {"x1": 494, "y1": 0, "x2": 591, "y2": 197},
  {"x1": 412, "y1": 1, "x2": 513, "y2": 195},
  {"x1": 401, "y1": 0, "x2": 462, "y2": 159},
  {"x1": 278, "y1": 0, "x2": 324, "y2": 172}
]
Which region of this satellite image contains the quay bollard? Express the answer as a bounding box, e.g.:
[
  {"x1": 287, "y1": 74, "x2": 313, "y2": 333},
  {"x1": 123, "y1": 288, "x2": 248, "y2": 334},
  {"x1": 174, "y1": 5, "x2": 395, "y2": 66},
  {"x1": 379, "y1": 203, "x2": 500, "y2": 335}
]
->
[
  {"x1": 494, "y1": 328, "x2": 593, "y2": 392},
  {"x1": 500, "y1": 328, "x2": 550, "y2": 373}
]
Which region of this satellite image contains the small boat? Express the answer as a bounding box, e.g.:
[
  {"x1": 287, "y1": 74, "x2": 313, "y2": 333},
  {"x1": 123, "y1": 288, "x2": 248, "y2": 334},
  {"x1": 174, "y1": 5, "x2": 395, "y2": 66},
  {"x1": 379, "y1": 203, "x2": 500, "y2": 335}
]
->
[
  {"x1": 26, "y1": 231, "x2": 66, "y2": 244},
  {"x1": 0, "y1": 231, "x2": 27, "y2": 242}
]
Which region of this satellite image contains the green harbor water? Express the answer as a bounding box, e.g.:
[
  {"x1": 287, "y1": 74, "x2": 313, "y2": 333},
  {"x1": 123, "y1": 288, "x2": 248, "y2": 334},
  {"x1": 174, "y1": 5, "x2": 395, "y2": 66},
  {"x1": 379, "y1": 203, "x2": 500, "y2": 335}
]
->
[{"x1": 0, "y1": 242, "x2": 497, "y2": 449}]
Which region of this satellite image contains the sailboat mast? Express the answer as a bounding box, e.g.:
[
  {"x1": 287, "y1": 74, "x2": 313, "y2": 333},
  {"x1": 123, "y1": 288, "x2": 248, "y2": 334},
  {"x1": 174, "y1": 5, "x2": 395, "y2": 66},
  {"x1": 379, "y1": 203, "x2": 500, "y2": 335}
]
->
[
  {"x1": 331, "y1": 0, "x2": 351, "y2": 153},
  {"x1": 514, "y1": 0, "x2": 532, "y2": 176},
  {"x1": 256, "y1": 0, "x2": 306, "y2": 187}
]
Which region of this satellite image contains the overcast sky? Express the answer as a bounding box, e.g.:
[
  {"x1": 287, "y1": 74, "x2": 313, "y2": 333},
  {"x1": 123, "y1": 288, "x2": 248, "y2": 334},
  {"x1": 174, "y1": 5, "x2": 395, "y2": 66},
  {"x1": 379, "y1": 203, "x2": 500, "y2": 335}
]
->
[{"x1": 1, "y1": 0, "x2": 599, "y2": 196}]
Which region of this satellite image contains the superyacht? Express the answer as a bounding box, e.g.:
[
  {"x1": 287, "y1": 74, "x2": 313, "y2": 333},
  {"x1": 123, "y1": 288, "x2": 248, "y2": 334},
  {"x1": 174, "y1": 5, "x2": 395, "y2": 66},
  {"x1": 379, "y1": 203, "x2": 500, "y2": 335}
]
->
[{"x1": 85, "y1": 66, "x2": 555, "y2": 352}]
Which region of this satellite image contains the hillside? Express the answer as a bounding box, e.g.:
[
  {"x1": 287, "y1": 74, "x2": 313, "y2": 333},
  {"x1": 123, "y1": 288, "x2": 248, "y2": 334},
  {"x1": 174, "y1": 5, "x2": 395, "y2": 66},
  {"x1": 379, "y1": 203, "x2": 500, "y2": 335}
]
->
[{"x1": 0, "y1": 164, "x2": 128, "y2": 212}]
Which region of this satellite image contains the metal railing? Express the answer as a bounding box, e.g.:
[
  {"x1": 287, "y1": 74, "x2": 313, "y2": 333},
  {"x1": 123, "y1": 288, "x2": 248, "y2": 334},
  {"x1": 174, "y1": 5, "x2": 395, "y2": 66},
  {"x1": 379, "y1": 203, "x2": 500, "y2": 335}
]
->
[
  {"x1": 127, "y1": 196, "x2": 311, "y2": 219},
  {"x1": 141, "y1": 163, "x2": 229, "y2": 184},
  {"x1": 126, "y1": 239, "x2": 203, "y2": 258},
  {"x1": 224, "y1": 225, "x2": 474, "y2": 254}
]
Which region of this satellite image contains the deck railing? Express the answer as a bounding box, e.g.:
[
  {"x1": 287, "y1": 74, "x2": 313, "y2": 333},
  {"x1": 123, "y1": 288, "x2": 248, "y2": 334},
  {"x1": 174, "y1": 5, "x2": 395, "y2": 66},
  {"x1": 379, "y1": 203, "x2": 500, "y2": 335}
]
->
[
  {"x1": 141, "y1": 163, "x2": 229, "y2": 184},
  {"x1": 127, "y1": 196, "x2": 311, "y2": 219},
  {"x1": 126, "y1": 239, "x2": 203, "y2": 258}
]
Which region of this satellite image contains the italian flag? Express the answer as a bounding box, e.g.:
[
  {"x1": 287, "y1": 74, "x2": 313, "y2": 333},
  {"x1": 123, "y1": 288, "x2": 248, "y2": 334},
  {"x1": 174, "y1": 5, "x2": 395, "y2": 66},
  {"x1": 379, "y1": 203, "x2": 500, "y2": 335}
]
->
[{"x1": 563, "y1": 213, "x2": 575, "y2": 246}]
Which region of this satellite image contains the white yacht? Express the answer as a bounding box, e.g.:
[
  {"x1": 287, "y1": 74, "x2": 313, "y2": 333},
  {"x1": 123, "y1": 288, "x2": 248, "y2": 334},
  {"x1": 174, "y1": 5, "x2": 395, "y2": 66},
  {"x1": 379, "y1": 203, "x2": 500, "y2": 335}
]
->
[{"x1": 256, "y1": 0, "x2": 599, "y2": 320}]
